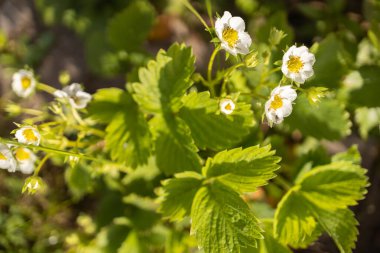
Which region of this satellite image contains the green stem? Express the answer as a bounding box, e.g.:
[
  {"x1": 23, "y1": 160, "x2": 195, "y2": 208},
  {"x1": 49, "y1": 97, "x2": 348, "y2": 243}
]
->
[
  {"x1": 70, "y1": 106, "x2": 86, "y2": 126},
  {"x1": 1, "y1": 138, "x2": 103, "y2": 163},
  {"x1": 205, "y1": 0, "x2": 214, "y2": 27},
  {"x1": 33, "y1": 153, "x2": 52, "y2": 176},
  {"x1": 207, "y1": 46, "x2": 221, "y2": 96},
  {"x1": 181, "y1": 0, "x2": 211, "y2": 33},
  {"x1": 37, "y1": 83, "x2": 56, "y2": 95},
  {"x1": 273, "y1": 174, "x2": 292, "y2": 191}
]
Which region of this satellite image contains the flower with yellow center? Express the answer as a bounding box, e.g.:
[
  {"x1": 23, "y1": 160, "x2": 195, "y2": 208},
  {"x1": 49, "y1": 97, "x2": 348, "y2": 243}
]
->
[
  {"x1": 281, "y1": 45, "x2": 315, "y2": 84},
  {"x1": 15, "y1": 126, "x2": 41, "y2": 146},
  {"x1": 0, "y1": 144, "x2": 17, "y2": 172},
  {"x1": 54, "y1": 83, "x2": 92, "y2": 109},
  {"x1": 14, "y1": 147, "x2": 37, "y2": 174},
  {"x1": 219, "y1": 98, "x2": 235, "y2": 115},
  {"x1": 11, "y1": 69, "x2": 37, "y2": 97},
  {"x1": 215, "y1": 11, "x2": 252, "y2": 56},
  {"x1": 265, "y1": 86, "x2": 297, "y2": 126}
]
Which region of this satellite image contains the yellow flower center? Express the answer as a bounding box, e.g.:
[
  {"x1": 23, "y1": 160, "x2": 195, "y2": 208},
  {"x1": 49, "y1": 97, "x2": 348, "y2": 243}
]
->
[
  {"x1": 287, "y1": 56, "x2": 304, "y2": 73},
  {"x1": 21, "y1": 77, "x2": 32, "y2": 89},
  {"x1": 270, "y1": 95, "x2": 283, "y2": 110},
  {"x1": 225, "y1": 103, "x2": 232, "y2": 111},
  {"x1": 15, "y1": 148, "x2": 30, "y2": 161},
  {"x1": 222, "y1": 27, "x2": 239, "y2": 48},
  {"x1": 23, "y1": 129, "x2": 38, "y2": 142},
  {"x1": 0, "y1": 152, "x2": 7, "y2": 160}
]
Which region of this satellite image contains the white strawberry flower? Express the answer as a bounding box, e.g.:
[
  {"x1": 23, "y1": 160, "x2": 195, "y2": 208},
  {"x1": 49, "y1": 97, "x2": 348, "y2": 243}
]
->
[
  {"x1": 0, "y1": 144, "x2": 17, "y2": 172},
  {"x1": 281, "y1": 45, "x2": 315, "y2": 84},
  {"x1": 11, "y1": 69, "x2": 36, "y2": 98},
  {"x1": 219, "y1": 98, "x2": 235, "y2": 115},
  {"x1": 215, "y1": 11, "x2": 252, "y2": 56},
  {"x1": 54, "y1": 83, "x2": 92, "y2": 109},
  {"x1": 14, "y1": 147, "x2": 37, "y2": 174},
  {"x1": 15, "y1": 126, "x2": 41, "y2": 146},
  {"x1": 265, "y1": 85, "x2": 297, "y2": 126}
]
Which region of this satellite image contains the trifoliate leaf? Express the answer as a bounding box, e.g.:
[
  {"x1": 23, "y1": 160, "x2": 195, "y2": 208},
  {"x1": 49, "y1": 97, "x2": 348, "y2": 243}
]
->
[
  {"x1": 274, "y1": 159, "x2": 368, "y2": 252},
  {"x1": 104, "y1": 91, "x2": 151, "y2": 168},
  {"x1": 202, "y1": 145, "x2": 281, "y2": 193},
  {"x1": 286, "y1": 94, "x2": 351, "y2": 140},
  {"x1": 297, "y1": 161, "x2": 368, "y2": 210},
  {"x1": 179, "y1": 91, "x2": 255, "y2": 150},
  {"x1": 274, "y1": 190, "x2": 320, "y2": 247},
  {"x1": 107, "y1": 0, "x2": 155, "y2": 52},
  {"x1": 158, "y1": 172, "x2": 203, "y2": 221},
  {"x1": 153, "y1": 115, "x2": 202, "y2": 175},
  {"x1": 191, "y1": 182, "x2": 263, "y2": 253},
  {"x1": 132, "y1": 43, "x2": 195, "y2": 113}
]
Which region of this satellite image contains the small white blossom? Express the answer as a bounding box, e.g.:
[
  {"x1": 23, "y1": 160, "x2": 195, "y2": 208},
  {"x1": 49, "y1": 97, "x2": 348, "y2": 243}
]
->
[
  {"x1": 11, "y1": 69, "x2": 36, "y2": 98},
  {"x1": 0, "y1": 144, "x2": 17, "y2": 172},
  {"x1": 219, "y1": 99, "x2": 235, "y2": 115},
  {"x1": 265, "y1": 85, "x2": 297, "y2": 126},
  {"x1": 281, "y1": 45, "x2": 315, "y2": 84},
  {"x1": 54, "y1": 83, "x2": 92, "y2": 109},
  {"x1": 14, "y1": 147, "x2": 37, "y2": 174},
  {"x1": 15, "y1": 126, "x2": 41, "y2": 146},
  {"x1": 215, "y1": 11, "x2": 252, "y2": 56}
]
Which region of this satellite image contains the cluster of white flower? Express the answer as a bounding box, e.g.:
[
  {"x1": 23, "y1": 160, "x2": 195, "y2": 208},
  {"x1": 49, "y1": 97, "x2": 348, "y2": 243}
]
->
[
  {"x1": 215, "y1": 12, "x2": 316, "y2": 126},
  {"x1": 3, "y1": 70, "x2": 93, "y2": 176}
]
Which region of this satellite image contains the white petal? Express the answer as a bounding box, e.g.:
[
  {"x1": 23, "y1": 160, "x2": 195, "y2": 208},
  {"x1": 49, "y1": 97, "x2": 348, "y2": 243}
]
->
[
  {"x1": 281, "y1": 64, "x2": 289, "y2": 76},
  {"x1": 229, "y1": 16, "x2": 245, "y2": 31},
  {"x1": 280, "y1": 99, "x2": 293, "y2": 117},
  {"x1": 215, "y1": 18, "x2": 224, "y2": 39},
  {"x1": 220, "y1": 11, "x2": 232, "y2": 24},
  {"x1": 19, "y1": 162, "x2": 35, "y2": 174},
  {"x1": 279, "y1": 86, "x2": 297, "y2": 101},
  {"x1": 54, "y1": 90, "x2": 68, "y2": 98},
  {"x1": 221, "y1": 43, "x2": 237, "y2": 56},
  {"x1": 293, "y1": 74, "x2": 306, "y2": 83}
]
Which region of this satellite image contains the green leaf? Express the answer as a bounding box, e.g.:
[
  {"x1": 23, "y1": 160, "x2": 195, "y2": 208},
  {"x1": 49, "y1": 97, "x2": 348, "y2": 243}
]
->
[
  {"x1": 64, "y1": 163, "x2": 93, "y2": 200},
  {"x1": 132, "y1": 43, "x2": 195, "y2": 113},
  {"x1": 274, "y1": 159, "x2": 368, "y2": 252},
  {"x1": 274, "y1": 190, "x2": 321, "y2": 247},
  {"x1": 104, "y1": 91, "x2": 151, "y2": 168},
  {"x1": 88, "y1": 88, "x2": 126, "y2": 122},
  {"x1": 332, "y1": 145, "x2": 361, "y2": 164},
  {"x1": 297, "y1": 161, "x2": 368, "y2": 210},
  {"x1": 153, "y1": 115, "x2": 202, "y2": 175},
  {"x1": 286, "y1": 94, "x2": 351, "y2": 140},
  {"x1": 107, "y1": 0, "x2": 155, "y2": 52},
  {"x1": 310, "y1": 207, "x2": 358, "y2": 253},
  {"x1": 118, "y1": 231, "x2": 147, "y2": 253},
  {"x1": 191, "y1": 182, "x2": 263, "y2": 253},
  {"x1": 158, "y1": 172, "x2": 203, "y2": 221},
  {"x1": 202, "y1": 145, "x2": 280, "y2": 193},
  {"x1": 307, "y1": 34, "x2": 348, "y2": 88},
  {"x1": 349, "y1": 66, "x2": 380, "y2": 107},
  {"x1": 179, "y1": 91, "x2": 255, "y2": 150},
  {"x1": 355, "y1": 107, "x2": 380, "y2": 139}
]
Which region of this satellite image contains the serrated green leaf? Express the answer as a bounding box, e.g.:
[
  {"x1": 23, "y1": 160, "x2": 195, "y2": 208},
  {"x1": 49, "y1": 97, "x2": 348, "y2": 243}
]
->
[
  {"x1": 153, "y1": 115, "x2": 202, "y2": 175},
  {"x1": 104, "y1": 91, "x2": 151, "y2": 168},
  {"x1": 298, "y1": 161, "x2": 368, "y2": 210},
  {"x1": 158, "y1": 172, "x2": 203, "y2": 221},
  {"x1": 179, "y1": 91, "x2": 255, "y2": 150},
  {"x1": 202, "y1": 145, "x2": 280, "y2": 193},
  {"x1": 274, "y1": 159, "x2": 368, "y2": 252},
  {"x1": 332, "y1": 145, "x2": 361, "y2": 164},
  {"x1": 132, "y1": 43, "x2": 195, "y2": 113},
  {"x1": 274, "y1": 190, "x2": 320, "y2": 247},
  {"x1": 107, "y1": 1, "x2": 155, "y2": 52},
  {"x1": 286, "y1": 94, "x2": 351, "y2": 140},
  {"x1": 88, "y1": 88, "x2": 126, "y2": 122},
  {"x1": 310, "y1": 207, "x2": 358, "y2": 253},
  {"x1": 191, "y1": 182, "x2": 263, "y2": 253}
]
